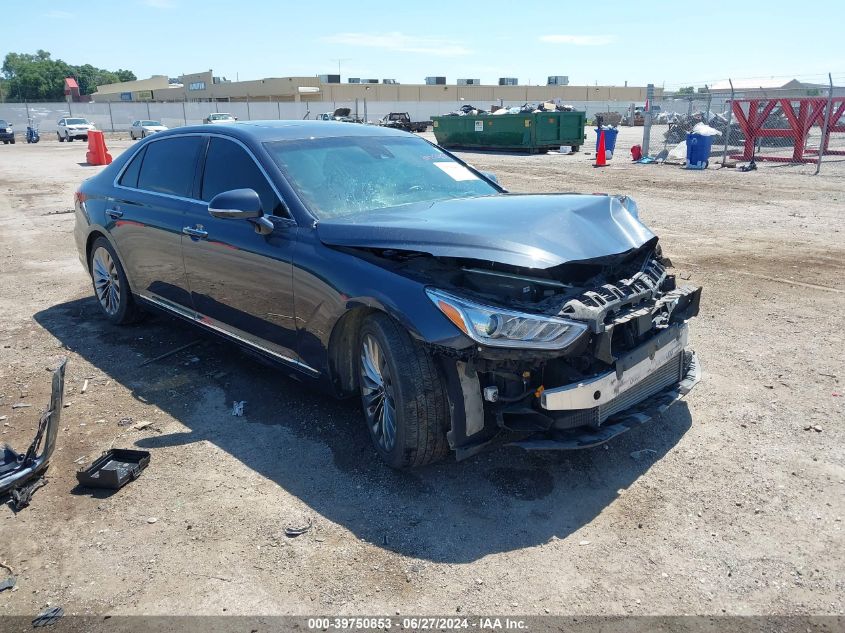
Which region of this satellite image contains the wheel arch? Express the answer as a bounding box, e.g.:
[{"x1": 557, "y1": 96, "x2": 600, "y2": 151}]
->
[{"x1": 326, "y1": 305, "x2": 380, "y2": 397}]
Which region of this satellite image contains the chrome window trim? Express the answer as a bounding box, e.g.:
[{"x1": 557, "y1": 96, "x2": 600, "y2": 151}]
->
[
  {"x1": 112, "y1": 131, "x2": 295, "y2": 222},
  {"x1": 139, "y1": 293, "x2": 319, "y2": 376}
]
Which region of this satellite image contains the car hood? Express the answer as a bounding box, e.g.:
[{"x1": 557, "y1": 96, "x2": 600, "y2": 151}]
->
[{"x1": 316, "y1": 193, "x2": 656, "y2": 269}]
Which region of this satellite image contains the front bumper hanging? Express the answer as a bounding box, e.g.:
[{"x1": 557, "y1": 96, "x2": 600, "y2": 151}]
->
[
  {"x1": 0, "y1": 359, "x2": 66, "y2": 495},
  {"x1": 510, "y1": 325, "x2": 701, "y2": 450}
]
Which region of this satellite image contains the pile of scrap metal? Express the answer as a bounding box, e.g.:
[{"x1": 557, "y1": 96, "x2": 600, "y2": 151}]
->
[
  {"x1": 663, "y1": 110, "x2": 745, "y2": 146},
  {"x1": 593, "y1": 111, "x2": 623, "y2": 126},
  {"x1": 0, "y1": 360, "x2": 66, "y2": 508},
  {"x1": 445, "y1": 101, "x2": 575, "y2": 117}
]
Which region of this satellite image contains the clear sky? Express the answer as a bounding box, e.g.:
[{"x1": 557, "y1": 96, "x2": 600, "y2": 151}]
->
[{"x1": 4, "y1": 0, "x2": 844, "y2": 89}]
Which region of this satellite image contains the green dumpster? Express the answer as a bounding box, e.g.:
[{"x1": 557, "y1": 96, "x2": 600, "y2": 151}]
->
[{"x1": 431, "y1": 111, "x2": 587, "y2": 153}]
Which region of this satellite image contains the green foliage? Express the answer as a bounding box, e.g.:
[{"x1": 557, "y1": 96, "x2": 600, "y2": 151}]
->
[
  {"x1": 677, "y1": 86, "x2": 695, "y2": 95},
  {"x1": 1, "y1": 50, "x2": 137, "y2": 101}
]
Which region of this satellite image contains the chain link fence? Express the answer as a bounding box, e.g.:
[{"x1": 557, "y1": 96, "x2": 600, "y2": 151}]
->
[{"x1": 642, "y1": 74, "x2": 844, "y2": 173}]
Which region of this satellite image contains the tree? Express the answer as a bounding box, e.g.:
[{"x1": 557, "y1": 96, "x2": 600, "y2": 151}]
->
[
  {"x1": 1, "y1": 50, "x2": 137, "y2": 101},
  {"x1": 677, "y1": 86, "x2": 695, "y2": 95}
]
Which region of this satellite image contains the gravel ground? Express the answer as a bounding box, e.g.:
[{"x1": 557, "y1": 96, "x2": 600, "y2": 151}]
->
[{"x1": 0, "y1": 128, "x2": 843, "y2": 618}]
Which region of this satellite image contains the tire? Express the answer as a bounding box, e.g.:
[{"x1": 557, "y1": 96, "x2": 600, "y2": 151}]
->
[
  {"x1": 88, "y1": 237, "x2": 143, "y2": 325},
  {"x1": 82, "y1": 135, "x2": 88, "y2": 142},
  {"x1": 141, "y1": 131, "x2": 146, "y2": 139},
  {"x1": 67, "y1": 134, "x2": 73, "y2": 142},
  {"x1": 357, "y1": 313, "x2": 450, "y2": 469},
  {"x1": 130, "y1": 132, "x2": 135, "y2": 140},
  {"x1": 10, "y1": 139, "x2": 14, "y2": 144},
  {"x1": 58, "y1": 132, "x2": 64, "y2": 142}
]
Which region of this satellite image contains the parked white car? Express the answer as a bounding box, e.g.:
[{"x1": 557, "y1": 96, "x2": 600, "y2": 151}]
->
[
  {"x1": 130, "y1": 120, "x2": 168, "y2": 140},
  {"x1": 203, "y1": 113, "x2": 237, "y2": 124},
  {"x1": 57, "y1": 117, "x2": 96, "y2": 142}
]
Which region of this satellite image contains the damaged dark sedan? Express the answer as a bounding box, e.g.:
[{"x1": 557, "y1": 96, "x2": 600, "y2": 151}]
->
[{"x1": 73, "y1": 121, "x2": 701, "y2": 468}]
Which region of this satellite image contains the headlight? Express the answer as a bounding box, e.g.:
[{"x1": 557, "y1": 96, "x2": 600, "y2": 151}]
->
[{"x1": 426, "y1": 288, "x2": 588, "y2": 350}]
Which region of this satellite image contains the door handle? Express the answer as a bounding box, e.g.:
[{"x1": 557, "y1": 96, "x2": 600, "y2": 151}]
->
[
  {"x1": 182, "y1": 226, "x2": 208, "y2": 239},
  {"x1": 106, "y1": 208, "x2": 123, "y2": 219}
]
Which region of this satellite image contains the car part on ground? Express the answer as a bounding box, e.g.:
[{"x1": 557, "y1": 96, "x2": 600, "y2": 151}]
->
[
  {"x1": 0, "y1": 359, "x2": 67, "y2": 496},
  {"x1": 72, "y1": 121, "x2": 701, "y2": 468},
  {"x1": 76, "y1": 449, "x2": 150, "y2": 490}
]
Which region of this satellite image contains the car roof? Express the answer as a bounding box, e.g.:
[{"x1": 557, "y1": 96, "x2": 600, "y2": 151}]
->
[{"x1": 162, "y1": 120, "x2": 413, "y2": 142}]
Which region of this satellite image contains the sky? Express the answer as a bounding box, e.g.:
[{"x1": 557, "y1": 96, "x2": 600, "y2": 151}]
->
[{"x1": 3, "y1": 0, "x2": 844, "y2": 89}]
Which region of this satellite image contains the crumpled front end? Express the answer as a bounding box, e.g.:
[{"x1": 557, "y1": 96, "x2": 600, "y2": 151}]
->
[{"x1": 428, "y1": 247, "x2": 702, "y2": 459}]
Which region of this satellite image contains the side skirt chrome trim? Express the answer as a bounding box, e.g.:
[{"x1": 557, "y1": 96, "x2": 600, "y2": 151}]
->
[{"x1": 138, "y1": 293, "x2": 320, "y2": 377}]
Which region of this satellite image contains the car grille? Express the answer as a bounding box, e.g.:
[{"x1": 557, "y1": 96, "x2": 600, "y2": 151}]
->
[{"x1": 549, "y1": 353, "x2": 683, "y2": 430}]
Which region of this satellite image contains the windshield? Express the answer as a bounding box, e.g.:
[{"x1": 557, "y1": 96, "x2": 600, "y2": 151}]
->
[
  {"x1": 141, "y1": 120, "x2": 161, "y2": 126},
  {"x1": 66, "y1": 118, "x2": 89, "y2": 125},
  {"x1": 265, "y1": 135, "x2": 499, "y2": 219},
  {"x1": 210, "y1": 114, "x2": 233, "y2": 120}
]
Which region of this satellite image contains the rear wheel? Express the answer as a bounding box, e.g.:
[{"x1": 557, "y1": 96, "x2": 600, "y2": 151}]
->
[
  {"x1": 89, "y1": 237, "x2": 143, "y2": 325},
  {"x1": 357, "y1": 313, "x2": 450, "y2": 469}
]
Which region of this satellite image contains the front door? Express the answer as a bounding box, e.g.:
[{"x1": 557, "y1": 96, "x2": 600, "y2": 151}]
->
[{"x1": 181, "y1": 136, "x2": 300, "y2": 366}]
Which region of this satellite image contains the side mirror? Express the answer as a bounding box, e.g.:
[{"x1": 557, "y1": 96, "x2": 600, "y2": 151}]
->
[
  {"x1": 208, "y1": 188, "x2": 274, "y2": 235},
  {"x1": 234, "y1": 117, "x2": 239, "y2": 121},
  {"x1": 208, "y1": 188, "x2": 262, "y2": 219}
]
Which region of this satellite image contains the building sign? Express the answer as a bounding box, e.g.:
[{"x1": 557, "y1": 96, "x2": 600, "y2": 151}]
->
[
  {"x1": 136, "y1": 90, "x2": 153, "y2": 101},
  {"x1": 120, "y1": 92, "x2": 133, "y2": 101}
]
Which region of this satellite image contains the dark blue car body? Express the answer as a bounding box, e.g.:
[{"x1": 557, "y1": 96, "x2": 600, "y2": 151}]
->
[{"x1": 74, "y1": 121, "x2": 700, "y2": 463}]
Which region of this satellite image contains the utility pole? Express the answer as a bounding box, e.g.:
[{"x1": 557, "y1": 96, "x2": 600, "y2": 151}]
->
[{"x1": 331, "y1": 58, "x2": 350, "y2": 80}]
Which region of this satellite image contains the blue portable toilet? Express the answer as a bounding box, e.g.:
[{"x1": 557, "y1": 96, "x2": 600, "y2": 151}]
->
[{"x1": 686, "y1": 133, "x2": 714, "y2": 169}]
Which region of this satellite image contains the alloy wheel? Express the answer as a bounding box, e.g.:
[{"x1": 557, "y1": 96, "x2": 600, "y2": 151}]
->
[
  {"x1": 360, "y1": 334, "x2": 397, "y2": 452},
  {"x1": 92, "y1": 247, "x2": 121, "y2": 316}
]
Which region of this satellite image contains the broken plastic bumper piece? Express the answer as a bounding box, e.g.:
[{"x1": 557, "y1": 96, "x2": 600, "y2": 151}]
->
[{"x1": 0, "y1": 360, "x2": 66, "y2": 495}]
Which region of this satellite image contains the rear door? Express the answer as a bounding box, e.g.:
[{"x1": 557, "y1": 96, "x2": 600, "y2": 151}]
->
[
  {"x1": 109, "y1": 135, "x2": 204, "y2": 313},
  {"x1": 181, "y1": 135, "x2": 301, "y2": 365}
]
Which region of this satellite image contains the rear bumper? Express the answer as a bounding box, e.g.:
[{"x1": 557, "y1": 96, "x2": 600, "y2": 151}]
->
[{"x1": 0, "y1": 132, "x2": 14, "y2": 141}]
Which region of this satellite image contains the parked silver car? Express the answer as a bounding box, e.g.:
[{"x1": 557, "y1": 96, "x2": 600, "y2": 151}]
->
[{"x1": 130, "y1": 120, "x2": 168, "y2": 140}]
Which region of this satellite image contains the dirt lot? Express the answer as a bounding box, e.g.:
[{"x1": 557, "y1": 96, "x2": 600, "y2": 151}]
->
[{"x1": 0, "y1": 128, "x2": 843, "y2": 618}]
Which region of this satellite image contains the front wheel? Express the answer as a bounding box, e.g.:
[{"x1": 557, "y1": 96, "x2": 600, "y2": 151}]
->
[
  {"x1": 358, "y1": 313, "x2": 450, "y2": 469},
  {"x1": 89, "y1": 237, "x2": 143, "y2": 325},
  {"x1": 58, "y1": 132, "x2": 64, "y2": 142}
]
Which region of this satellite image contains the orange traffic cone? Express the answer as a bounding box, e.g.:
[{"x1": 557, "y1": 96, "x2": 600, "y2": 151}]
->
[{"x1": 593, "y1": 130, "x2": 607, "y2": 168}]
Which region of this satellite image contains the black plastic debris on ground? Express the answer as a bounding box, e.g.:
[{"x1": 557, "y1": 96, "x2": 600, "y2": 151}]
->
[
  {"x1": 0, "y1": 359, "x2": 67, "y2": 505},
  {"x1": 32, "y1": 606, "x2": 64, "y2": 628},
  {"x1": 10, "y1": 475, "x2": 47, "y2": 511},
  {"x1": 76, "y1": 449, "x2": 150, "y2": 490}
]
